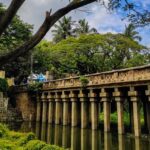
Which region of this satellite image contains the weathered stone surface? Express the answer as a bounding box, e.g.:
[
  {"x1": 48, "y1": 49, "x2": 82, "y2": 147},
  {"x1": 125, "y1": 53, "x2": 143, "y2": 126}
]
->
[{"x1": 15, "y1": 92, "x2": 36, "y2": 121}]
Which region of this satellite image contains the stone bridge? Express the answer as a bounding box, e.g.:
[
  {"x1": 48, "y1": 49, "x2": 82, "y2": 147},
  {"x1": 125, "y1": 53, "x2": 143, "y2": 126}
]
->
[{"x1": 16, "y1": 65, "x2": 150, "y2": 137}]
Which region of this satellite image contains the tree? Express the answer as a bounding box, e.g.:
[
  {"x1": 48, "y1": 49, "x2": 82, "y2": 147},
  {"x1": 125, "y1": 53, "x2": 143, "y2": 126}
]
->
[
  {"x1": 0, "y1": 0, "x2": 149, "y2": 66},
  {"x1": 124, "y1": 24, "x2": 142, "y2": 41},
  {"x1": 0, "y1": 3, "x2": 33, "y2": 83},
  {"x1": 0, "y1": 0, "x2": 25, "y2": 36},
  {"x1": 34, "y1": 34, "x2": 149, "y2": 78},
  {"x1": 74, "y1": 19, "x2": 97, "y2": 36},
  {"x1": 0, "y1": 0, "x2": 97, "y2": 66},
  {"x1": 52, "y1": 16, "x2": 74, "y2": 43}
]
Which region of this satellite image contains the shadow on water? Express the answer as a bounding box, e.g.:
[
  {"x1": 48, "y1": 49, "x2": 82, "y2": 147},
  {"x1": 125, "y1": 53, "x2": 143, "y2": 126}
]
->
[{"x1": 6, "y1": 121, "x2": 150, "y2": 150}]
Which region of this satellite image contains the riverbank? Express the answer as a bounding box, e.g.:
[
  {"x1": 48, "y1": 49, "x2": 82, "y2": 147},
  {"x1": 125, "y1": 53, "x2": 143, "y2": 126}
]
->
[{"x1": 0, "y1": 123, "x2": 64, "y2": 150}]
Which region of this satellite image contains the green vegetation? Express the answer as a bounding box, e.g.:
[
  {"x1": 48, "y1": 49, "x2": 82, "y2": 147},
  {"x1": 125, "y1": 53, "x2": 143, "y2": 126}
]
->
[
  {"x1": 0, "y1": 124, "x2": 64, "y2": 150},
  {"x1": 99, "y1": 111, "x2": 144, "y2": 126},
  {"x1": 0, "y1": 4, "x2": 33, "y2": 83},
  {"x1": 79, "y1": 76, "x2": 89, "y2": 87},
  {"x1": 34, "y1": 33, "x2": 149, "y2": 78},
  {"x1": 0, "y1": 78, "x2": 8, "y2": 92},
  {"x1": 28, "y1": 82, "x2": 43, "y2": 93}
]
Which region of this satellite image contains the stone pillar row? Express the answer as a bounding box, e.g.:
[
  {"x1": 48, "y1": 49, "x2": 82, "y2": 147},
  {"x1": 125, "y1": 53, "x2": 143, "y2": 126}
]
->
[{"x1": 36, "y1": 85, "x2": 150, "y2": 137}]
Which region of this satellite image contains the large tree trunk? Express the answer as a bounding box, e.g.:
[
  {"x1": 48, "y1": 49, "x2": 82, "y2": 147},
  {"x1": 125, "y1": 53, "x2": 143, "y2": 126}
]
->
[
  {"x1": 0, "y1": 0, "x2": 25, "y2": 36},
  {"x1": 0, "y1": 0, "x2": 96, "y2": 66}
]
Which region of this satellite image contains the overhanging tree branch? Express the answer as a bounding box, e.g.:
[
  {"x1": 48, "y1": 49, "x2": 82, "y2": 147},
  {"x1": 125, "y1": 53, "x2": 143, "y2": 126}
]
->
[
  {"x1": 0, "y1": 0, "x2": 96, "y2": 65},
  {"x1": 0, "y1": 0, "x2": 25, "y2": 36}
]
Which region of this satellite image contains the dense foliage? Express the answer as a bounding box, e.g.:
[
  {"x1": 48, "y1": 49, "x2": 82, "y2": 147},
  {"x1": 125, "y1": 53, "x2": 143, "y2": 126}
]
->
[
  {"x1": 0, "y1": 124, "x2": 64, "y2": 150},
  {"x1": 52, "y1": 16, "x2": 97, "y2": 43},
  {"x1": 0, "y1": 4, "x2": 33, "y2": 83},
  {"x1": 34, "y1": 33, "x2": 149, "y2": 78},
  {"x1": 0, "y1": 78, "x2": 8, "y2": 92}
]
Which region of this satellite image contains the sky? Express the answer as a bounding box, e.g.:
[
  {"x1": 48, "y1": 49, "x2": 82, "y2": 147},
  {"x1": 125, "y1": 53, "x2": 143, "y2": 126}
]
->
[{"x1": 1, "y1": 0, "x2": 150, "y2": 47}]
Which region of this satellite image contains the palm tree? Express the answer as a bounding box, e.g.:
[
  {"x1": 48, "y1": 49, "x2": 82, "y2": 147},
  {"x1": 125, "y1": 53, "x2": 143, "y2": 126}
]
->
[
  {"x1": 74, "y1": 19, "x2": 97, "y2": 36},
  {"x1": 52, "y1": 16, "x2": 74, "y2": 43},
  {"x1": 124, "y1": 23, "x2": 142, "y2": 41}
]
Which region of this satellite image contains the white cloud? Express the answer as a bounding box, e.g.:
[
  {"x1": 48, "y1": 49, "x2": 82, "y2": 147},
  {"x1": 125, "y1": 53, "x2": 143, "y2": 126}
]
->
[{"x1": 0, "y1": 0, "x2": 150, "y2": 46}]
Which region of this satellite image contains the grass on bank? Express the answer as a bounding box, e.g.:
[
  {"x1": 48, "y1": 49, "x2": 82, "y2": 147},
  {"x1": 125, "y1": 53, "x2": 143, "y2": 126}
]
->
[{"x1": 0, "y1": 123, "x2": 64, "y2": 150}]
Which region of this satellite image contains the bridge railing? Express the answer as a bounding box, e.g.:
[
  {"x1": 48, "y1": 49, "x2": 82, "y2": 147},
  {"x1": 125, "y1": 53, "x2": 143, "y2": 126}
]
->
[{"x1": 43, "y1": 65, "x2": 150, "y2": 89}]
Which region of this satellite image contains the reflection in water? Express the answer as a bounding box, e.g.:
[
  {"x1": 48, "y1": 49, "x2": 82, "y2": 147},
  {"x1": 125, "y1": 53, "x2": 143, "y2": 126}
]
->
[
  {"x1": 118, "y1": 135, "x2": 125, "y2": 150},
  {"x1": 71, "y1": 127, "x2": 80, "y2": 150},
  {"x1": 41, "y1": 123, "x2": 47, "y2": 141},
  {"x1": 81, "y1": 129, "x2": 89, "y2": 150},
  {"x1": 7, "y1": 122, "x2": 150, "y2": 150},
  {"x1": 35, "y1": 121, "x2": 40, "y2": 139},
  {"x1": 91, "y1": 130, "x2": 99, "y2": 150},
  {"x1": 62, "y1": 126, "x2": 71, "y2": 148},
  {"x1": 104, "y1": 133, "x2": 111, "y2": 150},
  {"x1": 54, "y1": 125, "x2": 62, "y2": 146},
  {"x1": 135, "y1": 137, "x2": 141, "y2": 150},
  {"x1": 47, "y1": 124, "x2": 54, "y2": 144}
]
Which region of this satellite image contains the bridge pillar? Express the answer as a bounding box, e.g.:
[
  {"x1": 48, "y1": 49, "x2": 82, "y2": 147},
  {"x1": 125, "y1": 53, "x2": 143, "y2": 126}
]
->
[
  {"x1": 100, "y1": 88, "x2": 111, "y2": 132},
  {"x1": 79, "y1": 90, "x2": 89, "y2": 128},
  {"x1": 36, "y1": 94, "x2": 41, "y2": 122},
  {"x1": 113, "y1": 88, "x2": 124, "y2": 134},
  {"x1": 47, "y1": 92, "x2": 55, "y2": 124},
  {"x1": 41, "y1": 92, "x2": 48, "y2": 123},
  {"x1": 62, "y1": 91, "x2": 70, "y2": 126},
  {"x1": 145, "y1": 85, "x2": 150, "y2": 134},
  {"x1": 89, "y1": 89, "x2": 98, "y2": 130},
  {"x1": 128, "y1": 87, "x2": 141, "y2": 137},
  {"x1": 55, "y1": 92, "x2": 62, "y2": 125},
  {"x1": 70, "y1": 91, "x2": 79, "y2": 127}
]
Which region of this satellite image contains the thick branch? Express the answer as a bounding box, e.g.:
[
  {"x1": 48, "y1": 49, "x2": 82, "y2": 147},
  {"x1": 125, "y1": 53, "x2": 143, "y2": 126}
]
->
[
  {"x1": 0, "y1": 0, "x2": 25, "y2": 36},
  {"x1": 0, "y1": 0, "x2": 96, "y2": 65}
]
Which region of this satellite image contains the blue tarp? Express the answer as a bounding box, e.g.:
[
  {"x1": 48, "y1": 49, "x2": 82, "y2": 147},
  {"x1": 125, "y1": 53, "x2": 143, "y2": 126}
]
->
[{"x1": 37, "y1": 73, "x2": 46, "y2": 82}]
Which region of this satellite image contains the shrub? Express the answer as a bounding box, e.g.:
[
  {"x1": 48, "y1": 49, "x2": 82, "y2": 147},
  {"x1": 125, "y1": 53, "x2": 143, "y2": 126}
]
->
[
  {"x1": 18, "y1": 132, "x2": 36, "y2": 146},
  {"x1": 0, "y1": 78, "x2": 8, "y2": 92},
  {"x1": 0, "y1": 139, "x2": 16, "y2": 150},
  {"x1": 0, "y1": 123, "x2": 9, "y2": 138},
  {"x1": 79, "y1": 76, "x2": 89, "y2": 87},
  {"x1": 9, "y1": 131, "x2": 24, "y2": 140},
  {"x1": 28, "y1": 82, "x2": 42, "y2": 93},
  {"x1": 42, "y1": 145, "x2": 65, "y2": 150},
  {"x1": 0, "y1": 124, "x2": 64, "y2": 150},
  {"x1": 25, "y1": 140, "x2": 46, "y2": 150}
]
